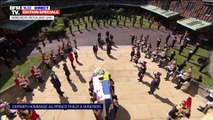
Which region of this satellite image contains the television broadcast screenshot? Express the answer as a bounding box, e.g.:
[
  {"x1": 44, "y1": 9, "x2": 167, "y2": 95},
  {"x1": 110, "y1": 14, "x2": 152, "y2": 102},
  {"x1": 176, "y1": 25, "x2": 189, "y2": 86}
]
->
[{"x1": 0, "y1": 0, "x2": 213, "y2": 120}]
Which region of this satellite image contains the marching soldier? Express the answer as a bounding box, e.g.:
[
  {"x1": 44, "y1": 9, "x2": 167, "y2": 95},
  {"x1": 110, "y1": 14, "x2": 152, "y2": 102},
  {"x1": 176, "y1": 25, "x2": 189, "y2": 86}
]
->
[
  {"x1": 14, "y1": 71, "x2": 33, "y2": 92},
  {"x1": 50, "y1": 73, "x2": 64, "y2": 96},
  {"x1": 85, "y1": 22, "x2": 88, "y2": 30},
  {"x1": 137, "y1": 61, "x2": 147, "y2": 82},
  {"x1": 58, "y1": 45, "x2": 64, "y2": 60},
  {"x1": 30, "y1": 64, "x2": 43, "y2": 83},
  {"x1": 42, "y1": 52, "x2": 51, "y2": 69},
  {"x1": 69, "y1": 24, "x2": 72, "y2": 34},
  {"x1": 68, "y1": 52, "x2": 75, "y2": 69},
  {"x1": 90, "y1": 20, "x2": 94, "y2": 28},
  {"x1": 66, "y1": 40, "x2": 73, "y2": 53},
  {"x1": 50, "y1": 49, "x2": 57, "y2": 64},
  {"x1": 63, "y1": 63, "x2": 71, "y2": 83},
  {"x1": 116, "y1": 19, "x2": 119, "y2": 26},
  {"x1": 123, "y1": 17, "x2": 126, "y2": 26},
  {"x1": 157, "y1": 38, "x2": 161, "y2": 48},
  {"x1": 93, "y1": 44, "x2": 98, "y2": 57},
  {"x1": 139, "y1": 16, "x2": 143, "y2": 28},
  {"x1": 77, "y1": 23, "x2": 80, "y2": 32},
  {"x1": 165, "y1": 33, "x2": 170, "y2": 44}
]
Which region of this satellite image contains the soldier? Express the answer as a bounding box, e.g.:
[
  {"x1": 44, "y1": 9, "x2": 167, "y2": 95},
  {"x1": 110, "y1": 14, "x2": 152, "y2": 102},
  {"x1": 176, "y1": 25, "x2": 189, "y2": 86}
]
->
[
  {"x1": 157, "y1": 21, "x2": 161, "y2": 30},
  {"x1": 68, "y1": 52, "x2": 75, "y2": 69},
  {"x1": 171, "y1": 37, "x2": 177, "y2": 48},
  {"x1": 139, "y1": 16, "x2": 143, "y2": 28},
  {"x1": 30, "y1": 64, "x2": 43, "y2": 83},
  {"x1": 69, "y1": 24, "x2": 72, "y2": 34},
  {"x1": 130, "y1": 34, "x2": 135, "y2": 45},
  {"x1": 187, "y1": 50, "x2": 194, "y2": 62},
  {"x1": 14, "y1": 71, "x2": 33, "y2": 92},
  {"x1": 77, "y1": 24, "x2": 80, "y2": 32},
  {"x1": 165, "y1": 33, "x2": 170, "y2": 44},
  {"x1": 157, "y1": 38, "x2": 161, "y2": 48},
  {"x1": 137, "y1": 61, "x2": 147, "y2": 82},
  {"x1": 97, "y1": 20, "x2": 100, "y2": 27},
  {"x1": 132, "y1": 16, "x2": 136, "y2": 27},
  {"x1": 130, "y1": 48, "x2": 135, "y2": 61},
  {"x1": 73, "y1": 36, "x2": 78, "y2": 49},
  {"x1": 93, "y1": 44, "x2": 98, "y2": 57},
  {"x1": 193, "y1": 42, "x2": 200, "y2": 54},
  {"x1": 179, "y1": 43, "x2": 185, "y2": 55},
  {"x1": 58, "y1": 45, "x2": 64, "y2": 60},
  {"x1": 116, "y1": 19, "x2": 119, "y2": 26},
  {"x1": 66, "y1": 40, "x2": 73, "y2": 53},
  {"x1": 73, "y1": 48, "x2": 79, "y2": 63},
  {"x1": 50, "y1": 73, "x2": 64, "y2": 96},
  {"x1": 106, "y1": 43, "x2": 112, "y2": 56},
  {"x1": 148, "y1": 72, "x2": 162, "y2": 94},
  {"x1": 110, "y1": 19, "x2": 112, "y2": 26},
  {"x1": 63, "y1": 63, "x2": 71, "y2": 83},
  {"x1": 90, "y1": 20, "x2": 94, "y2": 28},
  {"x1": 106, "y1": 31, "x2": 110, "y2": 38},
  {"x1": 170, "y1": 50, "x2": 176, "y2": 61},
  {"x1": 123, "y1": 17, "x2": 126, "y2": 26},
  {"x1": 50, "y1": 49, "x2": 57, "y2": 64},
  {"x1": 85, "y1": 22, "x2": 88, "y2": 30},
  {"x1": 42, "y1": 52, "x2": 51, "y2": 69}
]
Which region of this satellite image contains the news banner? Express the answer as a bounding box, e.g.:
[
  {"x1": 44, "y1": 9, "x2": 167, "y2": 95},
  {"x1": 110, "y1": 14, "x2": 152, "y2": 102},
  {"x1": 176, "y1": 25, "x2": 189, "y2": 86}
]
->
[
  {"x1": 9, "y1": 6, "x2": 60, "y2": 20},
  {"x1": 10, "y1": 104, "x2": 103, "y2": 110}
]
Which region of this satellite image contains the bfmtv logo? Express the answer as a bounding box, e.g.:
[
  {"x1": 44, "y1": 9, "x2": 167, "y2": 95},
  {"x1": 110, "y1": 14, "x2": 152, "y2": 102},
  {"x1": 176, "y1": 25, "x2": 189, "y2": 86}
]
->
[{"x1": 10, "y1": 6, "x2": 21, "y2": 15}]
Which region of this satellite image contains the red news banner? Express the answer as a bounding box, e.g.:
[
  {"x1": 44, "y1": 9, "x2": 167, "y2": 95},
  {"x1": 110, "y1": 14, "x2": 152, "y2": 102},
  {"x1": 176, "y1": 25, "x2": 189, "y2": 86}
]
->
[{"x1": 21, "y1": 10, "x2": 60, "y2": 15}]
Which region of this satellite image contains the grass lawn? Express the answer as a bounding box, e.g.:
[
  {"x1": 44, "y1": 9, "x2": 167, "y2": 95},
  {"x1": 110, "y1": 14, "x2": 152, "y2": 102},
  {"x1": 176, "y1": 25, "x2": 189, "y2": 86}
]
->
[
  {"x1": 167, "y1": 45, "x2": 213, "y2": 87},
  {"x1": 0, "y1": 54, "x2": 41, "y2": 90}
]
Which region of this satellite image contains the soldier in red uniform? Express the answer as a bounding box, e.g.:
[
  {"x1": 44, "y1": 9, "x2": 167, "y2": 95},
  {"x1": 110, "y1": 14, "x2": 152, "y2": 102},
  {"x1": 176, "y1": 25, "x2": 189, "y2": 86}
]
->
[
  {"x1": 42, "y1": 52, "x2": 51, "y2": 69},
  {"x1": 30, "y1": 64, "x2": 43, "y2": 83},
  {"x1": 68, "y1": 52, "x2": 75, "y2": 69},
  {"x1": 50, "y1": 49, "x2": 57, "y2": 64},
  {"x1": 14, "y1": 71, "x2": 33, "y2": 92},
  {"x1": 58, "y1": 45, "x2": 64, "y2": 60}
]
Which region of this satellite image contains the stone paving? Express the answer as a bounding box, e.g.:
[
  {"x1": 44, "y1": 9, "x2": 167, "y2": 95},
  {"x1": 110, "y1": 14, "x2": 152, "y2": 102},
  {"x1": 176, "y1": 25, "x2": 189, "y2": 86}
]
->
[{"x1": 11, "y1": 46, "x2": 209, "y2": 120}]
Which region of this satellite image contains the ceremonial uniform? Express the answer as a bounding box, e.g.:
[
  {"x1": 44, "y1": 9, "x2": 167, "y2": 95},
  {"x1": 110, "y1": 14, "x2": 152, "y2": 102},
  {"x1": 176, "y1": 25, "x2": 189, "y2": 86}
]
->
[
  {"x1": 50, "y1": 50, "x2": 57, "y2": 64},
  {"x1": 50, "y1": 74, "x2": 64, "y2": 96},
  {"x1": 42, "y1": 53, "x2": 51, "y2": 69},
  {"x1": 148, "y1": 72, "x2": 161, "y2": 94},
  {"x1": 63, "y1": 63, "x2": 71, "y2": 82},
  {"x1": 68, "y1": 52, "x2": 75, "y2": 68},
  {"x1": 31, "y1": 65, "x2": 43, "y2": 83},
  {"x1": 58, "y1": 46, "x2": 64, "y2": 60},
  {"x1": 14, "y1": 75, "x2": 32, "y2": 92}
]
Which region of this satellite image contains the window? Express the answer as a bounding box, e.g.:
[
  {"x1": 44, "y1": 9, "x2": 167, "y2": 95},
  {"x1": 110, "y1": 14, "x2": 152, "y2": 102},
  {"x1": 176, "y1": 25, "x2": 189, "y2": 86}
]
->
[
  {"x1": 186, "y1": 2, "x2": 194, "y2": 11},
  {"x1": 205, "y1": 6, "x2": 213, "y2": 16}
]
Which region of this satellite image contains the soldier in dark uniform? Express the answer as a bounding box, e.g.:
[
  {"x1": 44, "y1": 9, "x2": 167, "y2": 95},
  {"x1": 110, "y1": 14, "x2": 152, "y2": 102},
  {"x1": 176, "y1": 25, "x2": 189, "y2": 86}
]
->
[
  {"x1": 139, "y1": 16, "x2": 143, "y2": 28},
  {"x1": 170, "y1": 51, "x2": 176, "y2": 61},
  {"x1": 77, "y1": 17, "x2": 80, "y2": 23},
  {"x1": 93, "y1": 44, "x2": 98, "y2": 57},
  {"x1": 50, "y1": 73, "x2": 64, "y2": 96},
  {"x1": 187, "y1": 50, "x2": 194, "y2": 61},
  {"x1": 137, "y1": 61, "x2": 147, "y2": 82},
  {"x1": 109, "y1": 34, "x2": 114, "y2": 46},
  {"x1": 77, "y1": 24, "x2": 80, "y2": 32},
  {"x1": 69, "y1": 24, "x2": 72, "y2": 34},
  {"x1": 179, "y1": 44, "x2": 186, "y2": 55},
  {"x1": 148, "y1": 72, "x2": 162, "y2": 94},
  {"x1": 116, "y1": 19, "x2": 119, "y2": 26},
  {"x1": 131, "y1": 34, "x2": 135, "y2": 45},
  {"x1": 157, "y1": 38, "x2": 161, "y2": 48},
  {"x1": 130, "y1": 48, "x2": 135, "y2": 61},
  {"x1": 199, "y1": 57, "x2": 208, "y2": 72},
  {"x1": 82, "y1": 16, "x2": 85, "y2": 22},
  {"x1": 171, "y1": 37, "x2": 177, "y2": 48},
  {"x1": 90, "y1": 20, "x2": 94, "y2": 28},
  {"x1": 85, "y1": 22, "x2": 88, "y2": 30},
  {"x1": 106, "y1": 31, "x2": 110, "y2": 38},
  {"x1": 110, "y1": 19, "x2": 112, "y2": 26},
  {"x1": 63, "y1": 63, "x2": 71, "y2": 83},
  {"x1": 193, "y1": 42, "x2": 200, "y2": 54},
  {"x1": 103, "y1": 20, "x2": 106, "y2": 27},
  {"x1": 123, "y1": 17, "x2": 126, "y2": 26},
  {"x1": 107, "y1": 44, "x2": 112, "y2": 56},
  {"x1": 165, "y1": 33, "x2": 170, "y2": 44},
  {"x1": 73, "y1": 49, "x2": 78, "y2": 63},
  {"x1": 97, "y1": 20, "x2": 100, "y2": 27},
  {"x1": 72, "y1": 19, "x2": 75, "y2": 25}
]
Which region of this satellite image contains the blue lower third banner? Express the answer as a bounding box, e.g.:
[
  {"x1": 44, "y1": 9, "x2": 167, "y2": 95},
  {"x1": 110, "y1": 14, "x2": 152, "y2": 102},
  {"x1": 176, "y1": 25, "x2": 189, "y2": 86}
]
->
[{"x1": 10, "y1": 104, "x2": 103, "y2": 110}]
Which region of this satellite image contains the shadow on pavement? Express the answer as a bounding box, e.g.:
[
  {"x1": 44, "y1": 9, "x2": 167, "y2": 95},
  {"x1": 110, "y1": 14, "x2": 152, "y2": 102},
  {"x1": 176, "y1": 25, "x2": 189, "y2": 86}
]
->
[
  {"x1": 69, "y1": 81, "x2": 78, "y2": 92},
  {"x1": 141, "y1": 80, "x2": 151, "y2": 87},
  {"x1": 96, "y1": 56, "x2": 104, "y2": 61},
  {"x1": 116, "y1": 105, "x2": 131, "y2": 120},
  {"x1": 108, "y1": 55, "x2": 118, "y2": 60},
  {"x1": 145, "y1": 72, "x2": 154, "y2": 79},
  {"x1": 153, "y1": 94, "x2": 175, "y2": 107},
  {"x1": 73, "y1": 69, "x2": 86, "y2": 83},
  {"x1": 76, "y1": 61, "x2": 83, "y2": 66},
  {"x1": 59, "y1": 96, "x2": 70, "y2": 103}
]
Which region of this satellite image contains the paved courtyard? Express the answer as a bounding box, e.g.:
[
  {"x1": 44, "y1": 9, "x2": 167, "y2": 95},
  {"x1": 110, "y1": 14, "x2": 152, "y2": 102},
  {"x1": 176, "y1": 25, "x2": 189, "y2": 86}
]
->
[{"x1": 3, "y1": 26, "x2": 213, "y2": 120}]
